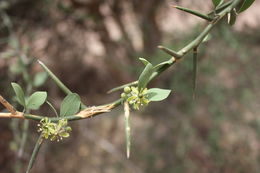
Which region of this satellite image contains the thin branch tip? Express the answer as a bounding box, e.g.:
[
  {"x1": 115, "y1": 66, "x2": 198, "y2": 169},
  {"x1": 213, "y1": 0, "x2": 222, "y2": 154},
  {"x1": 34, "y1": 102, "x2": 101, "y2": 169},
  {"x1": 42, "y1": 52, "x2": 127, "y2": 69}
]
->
[{"x1": 37, "y1": 60, "x2": 43, "y2": 64}]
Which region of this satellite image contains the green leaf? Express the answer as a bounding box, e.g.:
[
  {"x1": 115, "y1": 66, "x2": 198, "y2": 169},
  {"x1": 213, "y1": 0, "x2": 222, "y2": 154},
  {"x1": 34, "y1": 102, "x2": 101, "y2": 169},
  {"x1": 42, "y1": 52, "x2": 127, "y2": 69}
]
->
[
  {"x1": 60, "y1": 132, "x2": 70, "y2": 138},
  {"x1": 11, "y1": 82, "x2": 26, "y2": 107},
  {"x1": 154, "y1": 60, "x2": 172, "y2": 69},
  {"x1": 139, "y1": 58, "x2": 150, "y2": 66},
  {"x1": 9, "y1": 63, "x2": 23, "y2": 75},
  {"x1": 147, "y1": 88, "x2": 171, "y2": 101},
  {"x1": 138, "y1": 63, "x2": 154, "y2": 90},
  {"x1": 33, "y1": 72, "x2": 48, "y2": 87},
  {"x1": 26, "y1": 92, "x2": 47, "y2": 110},
  {"x1": 0, "y1": 51, "x2": 16, "y2": 59},
  {"x1": 153, "y1": 60, "x2": 172, "y2": 71},
  {"x1": 60, "y1": 93, "x2": 81, "y2": 117},
  {"x1": 212, "y1": 0, "x2": 224, "y2": 7},
  {"x1": 238, "y1": 0, "x2": 255, "y2": 13}
]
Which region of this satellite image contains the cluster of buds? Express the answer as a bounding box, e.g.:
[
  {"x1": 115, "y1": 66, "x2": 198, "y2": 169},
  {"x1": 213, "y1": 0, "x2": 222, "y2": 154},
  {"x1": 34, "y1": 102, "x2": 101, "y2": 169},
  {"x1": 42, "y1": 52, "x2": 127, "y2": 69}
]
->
[
  {"x1": 121, "y1": 86, "x2": 150, "y2": 110},
  {"x1": 38, "y1": 118, "x2": 72, "y2": 142}
]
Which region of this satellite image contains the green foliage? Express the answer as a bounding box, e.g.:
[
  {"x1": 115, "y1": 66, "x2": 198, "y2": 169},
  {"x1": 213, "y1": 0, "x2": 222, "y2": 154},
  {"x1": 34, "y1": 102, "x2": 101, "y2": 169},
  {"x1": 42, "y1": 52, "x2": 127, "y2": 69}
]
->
[
  {"x1": 139, "y1": 57, "x2": 150, "y2": 65},
  {"x1": 153, "y1": 60, "x2": 172, "y2": 71},
  {"x1": 3, "y1": 0, "x2": 256, "y2": 168},
  {"x1": 11, "y1": 82, "x2": 26, "y2": 107},
  {"x1": 33, "y1": 72, "x2": 48, "y2": 87},
  {"x1": 26, "y1": 92, "x2": 47, "y2": 110},
  {"x1": 121, "y1": 86, "x2": 171, "y2": 109},
  {"x1": 147, "y1": 88, "x2": 171, "y2": 102},
  {"x1": 212, "y1": 0, "x2": 224, "y2": 7},
  {"x1": 11, "y1": 82, "x2": 47, "y2": 110},
  {"x1": 60, "y1": 93, "x2": 81, "y2": 117},
  {"x1": 38, "y1": 118, "x2": 72, "y2": 141},
  {"x1": 238, "y1": 0, "x2": 255, "y2": 13},
  {"x1": 138, "y1": 59, "x2": 154, "y2": 91}
]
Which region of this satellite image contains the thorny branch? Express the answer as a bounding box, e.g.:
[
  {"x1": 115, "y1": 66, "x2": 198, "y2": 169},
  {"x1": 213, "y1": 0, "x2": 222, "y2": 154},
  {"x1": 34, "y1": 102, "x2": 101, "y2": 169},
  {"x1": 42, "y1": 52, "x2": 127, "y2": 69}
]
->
[{"x1": 0, "y1": 0, "x2": 243, "y2": 122}]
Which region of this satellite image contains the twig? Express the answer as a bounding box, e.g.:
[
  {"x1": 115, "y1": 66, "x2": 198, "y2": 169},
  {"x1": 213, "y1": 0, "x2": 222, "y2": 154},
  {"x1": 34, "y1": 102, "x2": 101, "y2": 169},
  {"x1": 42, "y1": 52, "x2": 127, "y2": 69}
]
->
[
  {"x1": 0, "y1": 95, "x2": 17, "y2": 114},
  {"x1": 0, "y1": 101, "x2": 118, "y2": 122},
  {"x1": 0, "y1": 0, "x2": 243, "y2": 122}
]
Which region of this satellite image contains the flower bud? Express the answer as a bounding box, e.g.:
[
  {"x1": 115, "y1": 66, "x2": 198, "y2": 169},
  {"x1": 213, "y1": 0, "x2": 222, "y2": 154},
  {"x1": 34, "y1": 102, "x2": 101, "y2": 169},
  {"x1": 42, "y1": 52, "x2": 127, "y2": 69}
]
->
[
  {"x1": 124, "y1": 86, "x2": 131, "y2": 94},
  {"x1": 121, "y1": 93, "x2": 126, "y2": 98}
]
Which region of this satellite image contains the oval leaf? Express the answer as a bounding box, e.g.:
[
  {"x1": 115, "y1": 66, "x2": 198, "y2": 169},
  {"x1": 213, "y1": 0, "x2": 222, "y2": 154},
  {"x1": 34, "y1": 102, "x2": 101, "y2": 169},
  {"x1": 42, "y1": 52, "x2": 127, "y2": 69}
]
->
[
  {"x1": 238, "y1": 0, "x2": 255, "y2": 13},
  {"x1": 33, "y1": 72, "x2": 48, "y2": 87},
  {"x1": 147, "y1": 88, "x2": 171, "y2": 102},
  {"x1": 11, "y1": 82, "x2": 26, "y2": 107},
  {"x1": 26, "y1": 91, "x2": 47, "y2": 110},
  {"x1": 138, "y1": 63, "x2": 154, "y2": 90},
  {"x1": 60, "y1": 93, "x2": 81, "y2": 117}
]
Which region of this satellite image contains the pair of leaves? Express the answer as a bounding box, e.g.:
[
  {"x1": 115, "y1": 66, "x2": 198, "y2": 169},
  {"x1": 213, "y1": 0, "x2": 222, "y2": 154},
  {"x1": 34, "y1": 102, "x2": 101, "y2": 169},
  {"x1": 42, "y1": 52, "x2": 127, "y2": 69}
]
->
[{"x1": 11, "y1": 83, "x2": 47, "y2": 110}]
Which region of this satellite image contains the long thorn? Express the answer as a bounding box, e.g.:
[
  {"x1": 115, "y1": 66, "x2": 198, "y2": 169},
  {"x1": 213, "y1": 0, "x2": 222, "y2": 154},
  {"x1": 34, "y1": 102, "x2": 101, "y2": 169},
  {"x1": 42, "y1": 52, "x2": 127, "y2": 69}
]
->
[
  {"x1": 174, "y1": 5, "x2": 213, "y2": 21},
  {"x1": 158, "y1": 46, "x2": 181, "y2": 58},
  {"x1": 26, "y1": 134, "x2": 44, "y2": 173},
  {"x1": 192, "y1": 47, "x2": 198, "y2": 99}
]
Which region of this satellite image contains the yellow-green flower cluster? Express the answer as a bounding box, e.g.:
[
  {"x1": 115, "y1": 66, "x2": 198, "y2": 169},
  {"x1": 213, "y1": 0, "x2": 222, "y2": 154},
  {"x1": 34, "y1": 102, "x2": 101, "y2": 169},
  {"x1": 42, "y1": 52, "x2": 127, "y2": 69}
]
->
[
  {"x1": 38, "y1": 118, "x2": 72, "y2": 142},
  {"x1": 121, "y1": 86, "x2": 150, "y2": 110}
]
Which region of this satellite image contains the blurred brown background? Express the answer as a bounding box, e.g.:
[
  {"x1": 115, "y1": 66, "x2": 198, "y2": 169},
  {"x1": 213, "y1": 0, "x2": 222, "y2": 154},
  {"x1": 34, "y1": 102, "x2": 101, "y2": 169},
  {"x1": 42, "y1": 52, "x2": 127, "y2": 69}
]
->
[{"x1": 0, "y1": 0, "x2": 260, "y2": 173}]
